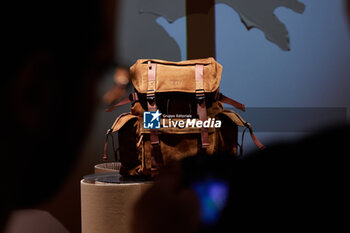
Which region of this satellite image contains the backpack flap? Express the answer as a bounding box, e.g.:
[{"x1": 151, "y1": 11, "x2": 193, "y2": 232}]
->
[
  {"x1": 218, "y1": 110, "x2": 246, "y2": 127},
  {"x1": 111, "y1": 113, "x2": 139, "y2": 133},
  {"x1": 130, "y1": 57, "x2": 222, "y2": 94}
]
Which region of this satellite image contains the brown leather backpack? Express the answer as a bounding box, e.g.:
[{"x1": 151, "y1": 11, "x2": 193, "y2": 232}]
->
[{"x1": 103, "y1": 58, "x2": 264, "y2": 177}]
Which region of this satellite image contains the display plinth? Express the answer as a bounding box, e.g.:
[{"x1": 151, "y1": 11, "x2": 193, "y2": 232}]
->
[
  {"x1": 81, "y1": 163, "x2": 152, "y2": 233},
  {"x1": 94, "y1": 162, "x2": 121, "y2": 174}
]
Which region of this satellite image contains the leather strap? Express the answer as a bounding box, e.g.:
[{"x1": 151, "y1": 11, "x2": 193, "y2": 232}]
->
[
  {"x1": 147, "y1": 62, "x2": 163, "y2": 172},
  {"x1": 196, "y1": 64, "x2": 209, "y2": 148},
  {"x1": 103, "y1": 128, "x2": 112, "y2": 161},
  {"x1": 245, "y1": 122, "x2": 265, "y2": 150},
  {"x1": 147, "y1": 61, "x2": 157, "y2": 98},
  {"x1": 105, "y1": 92, "x2": 138, "y2": 112},
  {"x1": 239, "y1": 123, "x2": 265, "y2": 156},
  {"x1": 218, "y1": 93, "x2": 245, "y2": 112}
]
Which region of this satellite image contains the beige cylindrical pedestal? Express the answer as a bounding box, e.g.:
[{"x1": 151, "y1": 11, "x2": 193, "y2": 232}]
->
[{"x1": 81, "y1": 163, "x2": 152, "y2": 233}]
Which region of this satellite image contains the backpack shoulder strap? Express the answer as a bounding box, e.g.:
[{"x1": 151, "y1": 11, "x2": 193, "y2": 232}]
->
[
  {"x1": 105, "y1": 92, "x2": 138, "y2": 112},
  {"x1": 217, "y1": 93, "x2": 245, "y2": 112}
]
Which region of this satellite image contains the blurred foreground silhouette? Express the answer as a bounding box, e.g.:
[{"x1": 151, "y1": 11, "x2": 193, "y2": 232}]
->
[
  {"x1": 133, "y1": 125, "x2": 349, "y2": 233},
  {"x1": 2, "y1": 1, "x2": 117, "y2": 232}
]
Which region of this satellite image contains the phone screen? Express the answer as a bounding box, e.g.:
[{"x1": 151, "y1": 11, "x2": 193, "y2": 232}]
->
[{"x1": 191, "y1": 179, "x2": 229, "y2": 226}]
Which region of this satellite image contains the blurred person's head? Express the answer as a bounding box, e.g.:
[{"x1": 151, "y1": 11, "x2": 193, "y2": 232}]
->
[
  {"x1": 132, "y1": 165, "x2": 201, "y2": 233},
  {"x1": 1, "y1": 1, "x2": 117, "y2": 229},
  {"x1": 133, "y1": 125, "x2": 349, "y2": 233}
]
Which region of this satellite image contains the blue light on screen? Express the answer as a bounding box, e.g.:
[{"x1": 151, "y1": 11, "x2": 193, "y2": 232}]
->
[{"x1": 191, "y1": 179, "x2": 230, "y2": 225}]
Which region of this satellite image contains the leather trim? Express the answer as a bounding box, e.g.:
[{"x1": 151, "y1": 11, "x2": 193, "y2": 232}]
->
[{"x1": 196, "y1": 64, "x2": 209, "y2": 148}]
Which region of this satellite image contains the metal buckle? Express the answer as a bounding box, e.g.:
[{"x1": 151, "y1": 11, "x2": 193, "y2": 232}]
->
[
  {"x1": 106, "y1": 128, "x2": 112, "y2": 135},
  {"x1": 244, "y1": 122, "x2": 252, "y2": 129},
  {"x1": 147, "y1": 93, "x2": 155, "y2": 104},
  {"x1": 196, "y1": 93, "x2": 205, "y2": 103}
]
